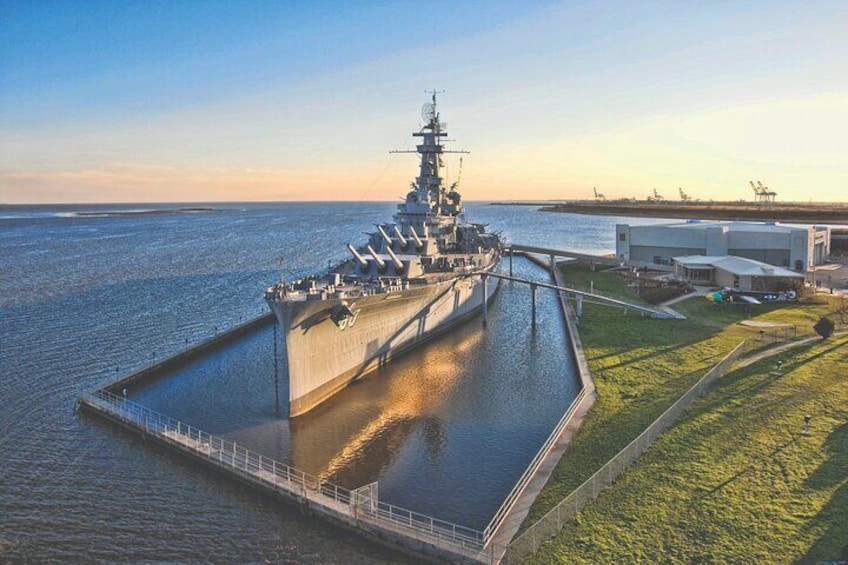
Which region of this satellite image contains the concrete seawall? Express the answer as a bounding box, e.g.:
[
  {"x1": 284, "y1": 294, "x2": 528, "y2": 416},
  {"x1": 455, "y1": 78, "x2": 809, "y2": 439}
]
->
[
  {"x1": 104, "y1": 313, "x2": 274, "y2": 394},
  {"x1": 78, "y1": 390, "x2": 496, "y2": 564},
  {"x1": 79, "y1": 309, "x2": 504, "y2": 563},
  {"x1": 79, "y1": 252, "x2": 598, "y2": 564},
  {"x1": 553, "y1": 263, "x2": 597, "y2": 399},
  {"x1": 483, "y1": 253, "x2": 598, "y2": 559}
]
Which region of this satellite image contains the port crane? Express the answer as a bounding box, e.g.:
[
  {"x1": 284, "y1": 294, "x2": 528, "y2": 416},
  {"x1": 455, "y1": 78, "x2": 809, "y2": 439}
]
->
[
  {"x1": 593, "y1": 187, "x2": 606, "y2": 202},
  {"x1": 750, "y1": 180, "x2": 777, "y2": 204},
  {"x1": 647, "y1": 188, "x2": 664, "y2": 202},
  {"x1": 678, "y1": 187, "x2": 691, "y2": 202}
]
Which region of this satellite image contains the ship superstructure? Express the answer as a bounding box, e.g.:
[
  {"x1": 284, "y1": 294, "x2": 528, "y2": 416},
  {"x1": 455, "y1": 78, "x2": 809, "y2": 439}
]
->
[{"x1": 266, "y1": 93, "x2": 502, "y2": 417}]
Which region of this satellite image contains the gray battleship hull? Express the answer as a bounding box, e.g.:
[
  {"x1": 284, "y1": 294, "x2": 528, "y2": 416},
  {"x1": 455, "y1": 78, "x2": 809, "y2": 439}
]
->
[{"x1": 269, "y1": 273, "x2": 499, "y2": 417}]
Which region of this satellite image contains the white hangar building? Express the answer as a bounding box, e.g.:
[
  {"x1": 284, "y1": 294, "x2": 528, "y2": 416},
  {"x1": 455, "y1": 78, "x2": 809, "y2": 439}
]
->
[
  {"x1": 673, "y1": 255, "x2": 805, "y2": 292},
  {"x1": 615, "y1": 221, "x2": 830, "y2": 272}
]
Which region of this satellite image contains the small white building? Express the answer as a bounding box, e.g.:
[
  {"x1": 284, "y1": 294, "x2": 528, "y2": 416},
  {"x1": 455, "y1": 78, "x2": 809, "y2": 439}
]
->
[
  {"x1": 673, "y1": 255, "x2": 805, "y2": 291},
  {"x1": 615, "y1": 221, "x2": 830, "y2": 271}
]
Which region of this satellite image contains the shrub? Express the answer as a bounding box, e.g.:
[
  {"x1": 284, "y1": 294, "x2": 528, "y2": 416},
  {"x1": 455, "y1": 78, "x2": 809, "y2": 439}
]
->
[{"x1": 813, "y1": 316, "x2": 835, "y2": 339}]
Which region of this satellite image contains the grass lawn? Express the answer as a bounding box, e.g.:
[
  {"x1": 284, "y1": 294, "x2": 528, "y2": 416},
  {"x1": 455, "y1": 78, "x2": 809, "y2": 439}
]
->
[{"x1": 519, "y1": 264, "x2": 846, "y2": 563}]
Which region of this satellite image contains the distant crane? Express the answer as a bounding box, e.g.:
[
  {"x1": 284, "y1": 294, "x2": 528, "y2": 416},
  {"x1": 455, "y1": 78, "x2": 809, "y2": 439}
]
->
[
  {"x1": 750, "y1": 180, "x2": 777, "y2": 204},
  {"x1": 678, "y1": 187, "x2": 691, "y2": 202},
  {"x1": 647, "y1": 188, "x2": 664, "y2": 202},
  {"x1": 593, "y1": 187, "x2": 606, "y2": 202}
]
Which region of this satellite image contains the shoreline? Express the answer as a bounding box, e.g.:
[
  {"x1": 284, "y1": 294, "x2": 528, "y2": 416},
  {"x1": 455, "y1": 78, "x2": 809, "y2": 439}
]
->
[{"x1": 529, "y1": 202, "x2": 848, "y2": 225}]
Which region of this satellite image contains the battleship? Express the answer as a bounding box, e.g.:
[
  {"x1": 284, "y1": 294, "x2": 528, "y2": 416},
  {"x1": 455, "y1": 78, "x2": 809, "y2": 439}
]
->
[{"x1": 266, "y1": 93, "x2": 503, "y2": 417}]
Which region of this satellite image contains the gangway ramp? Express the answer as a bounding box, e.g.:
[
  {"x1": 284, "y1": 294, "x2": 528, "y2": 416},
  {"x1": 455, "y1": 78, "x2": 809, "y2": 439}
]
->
[
  {"x1": 486, "y1": 272, "x2": 685, "y2": 319},
  {"x1": 507, "y1": 244, "x2": 620, "y2": 268}
]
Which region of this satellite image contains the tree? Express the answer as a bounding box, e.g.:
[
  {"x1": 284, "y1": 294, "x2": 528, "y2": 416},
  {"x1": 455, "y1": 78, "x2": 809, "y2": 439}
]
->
[{"x1": 813, "y1": 316, "x2": 835, "y2": 339}]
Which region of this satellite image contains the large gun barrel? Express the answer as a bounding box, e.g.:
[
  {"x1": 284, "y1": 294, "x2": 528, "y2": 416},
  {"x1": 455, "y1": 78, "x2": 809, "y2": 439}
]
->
[
  {"x1": 377, "y1": 225, "x2": 393, "y2": 248},
  {"x1": 385, "y1": 245, "x2": 404, "y2": 271},
  {"x1": 347, "y1": 244, "x2": 368, "y2": 266},
  {"x1": 366, "y1": 245, "x2": 386, "y2": 269},
  {"x1": 392, "y1": 225, "x2": 407, "y2": 247},
  {"x1": 409, "y1": 226, "x2": 423, "y2": 249}
]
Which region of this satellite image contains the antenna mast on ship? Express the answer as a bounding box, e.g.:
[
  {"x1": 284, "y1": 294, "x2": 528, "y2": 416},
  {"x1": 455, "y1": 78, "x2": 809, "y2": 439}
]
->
[{"x1": 390, "y1": 91, "x2": 469, "y2": 197}]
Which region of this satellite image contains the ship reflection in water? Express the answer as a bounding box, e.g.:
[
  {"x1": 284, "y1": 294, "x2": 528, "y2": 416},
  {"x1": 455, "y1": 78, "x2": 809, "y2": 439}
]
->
[
  {"x1": 131, "y1": 256, "x2": 578, "y2": 529},
  {"x1": 290, "y1": 326, "x2": 482, "y2": 487}
]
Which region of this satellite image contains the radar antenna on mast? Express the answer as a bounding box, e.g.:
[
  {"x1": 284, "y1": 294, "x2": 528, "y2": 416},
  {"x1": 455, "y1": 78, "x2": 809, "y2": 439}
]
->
[
  {"x1": 422, "y1": 89, "x2": 445, "y2": 124},
  {"x1": 421, "y1": 102, "x2": 435, "y2": 123}
]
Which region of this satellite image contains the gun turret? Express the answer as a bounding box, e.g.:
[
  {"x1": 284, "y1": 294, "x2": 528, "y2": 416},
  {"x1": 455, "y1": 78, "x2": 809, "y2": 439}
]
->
[
  {"x1": 393, "y1": 226, "x2": 408, "y2": 247},
  {"x1": 347, "y1": 244, "x2": 368, "y2": 266},
  {"x1": 366, "y1": 245, "x2": 386, "y2": 269},
  {"x1": 385, "y1": 245, "x2": 404, "y2": 271},
  {"x1": 377, "y1": 225, "x2": 393, "y2": 249},
  {"x1": 409, "y1": 226, "x2": 424, "y2": 249}
]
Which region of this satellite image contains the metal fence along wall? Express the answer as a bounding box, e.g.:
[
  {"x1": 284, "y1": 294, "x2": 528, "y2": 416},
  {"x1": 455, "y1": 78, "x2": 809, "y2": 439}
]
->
[
  {"x1": 507, "y1": 341, "x2": 746, "y2": 561},
  {"x1": 483, "y1": 387, "x2": 587, "y2": 543},
  {"x1": 481, "y1": 268, "x2": 600, "y2": 545},
  {"x1": 79, "y1": 390, "x2": 490, "y2": 562}
]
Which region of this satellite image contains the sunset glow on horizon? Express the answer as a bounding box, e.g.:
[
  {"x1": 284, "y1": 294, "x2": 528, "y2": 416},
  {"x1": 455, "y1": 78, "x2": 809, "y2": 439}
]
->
[{"x1": 2, "y1": 1, "x2": 847, "y2": 204}]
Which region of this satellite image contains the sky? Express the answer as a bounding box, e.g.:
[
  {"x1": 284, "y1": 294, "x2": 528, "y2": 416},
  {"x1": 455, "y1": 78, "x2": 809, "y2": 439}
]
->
[{"x1": 2, "y1": 0, "x2": 847, "y2": 204}]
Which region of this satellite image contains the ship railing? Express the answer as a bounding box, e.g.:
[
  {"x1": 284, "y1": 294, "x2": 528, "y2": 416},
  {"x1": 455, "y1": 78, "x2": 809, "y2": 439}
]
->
[{"x1": 80, "y1": 390, "x2": 487, "y2": 557}]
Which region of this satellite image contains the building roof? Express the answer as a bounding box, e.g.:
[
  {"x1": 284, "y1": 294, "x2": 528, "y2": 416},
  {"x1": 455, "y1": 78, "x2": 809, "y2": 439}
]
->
[
  {"x1": 658, "y1": 220, "x2": 806, "y2": 233},
  {"x1": 673, "y1": 255, "x2": 805, "y2": 278}
]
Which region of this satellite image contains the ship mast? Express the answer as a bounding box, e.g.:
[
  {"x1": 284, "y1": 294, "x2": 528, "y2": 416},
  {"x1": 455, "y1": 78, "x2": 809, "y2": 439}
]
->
[{"x1": 391, "y1": 91, "x2": 469, "y2": 226}]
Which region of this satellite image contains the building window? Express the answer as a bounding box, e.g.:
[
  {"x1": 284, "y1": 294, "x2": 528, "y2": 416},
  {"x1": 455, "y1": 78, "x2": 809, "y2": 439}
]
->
[{"x1": 619, "y1": 233, "x2": 626, "y2": 241}]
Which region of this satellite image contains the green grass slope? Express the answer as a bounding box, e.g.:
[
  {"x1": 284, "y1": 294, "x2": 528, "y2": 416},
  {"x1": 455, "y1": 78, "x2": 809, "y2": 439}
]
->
[{"x1": 521, "y1": 264, "x2": 846, "y2": 563}]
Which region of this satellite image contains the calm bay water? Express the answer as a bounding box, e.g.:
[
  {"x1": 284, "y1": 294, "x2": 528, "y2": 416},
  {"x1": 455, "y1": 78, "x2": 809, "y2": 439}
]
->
[{"x1": 0, "y1": 203, "x2": 663, "y2": 563}]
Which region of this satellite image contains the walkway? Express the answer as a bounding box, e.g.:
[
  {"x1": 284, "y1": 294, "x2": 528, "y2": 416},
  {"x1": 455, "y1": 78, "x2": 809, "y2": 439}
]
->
[
  {"x1": 78, "y1": 389, "x2": 496, "y2": 564},
  {"x1": 736, "y1": 332, "x2": 846, "y2": 370},
  {"x1": 508, "y1": 244, "x2": 620, "y2": 267},
  {"x1": 487, "y1": 272, "x2": 685, "y2": 319}
]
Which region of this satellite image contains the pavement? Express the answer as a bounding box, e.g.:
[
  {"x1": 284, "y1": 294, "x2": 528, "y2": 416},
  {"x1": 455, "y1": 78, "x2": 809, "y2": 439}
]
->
[
  {"x1": 660, "y1": 286, "x2": 713, "y2": 307},
  {"x1": 736, "y1": 330, "x2": 847, "y2": 370}
]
